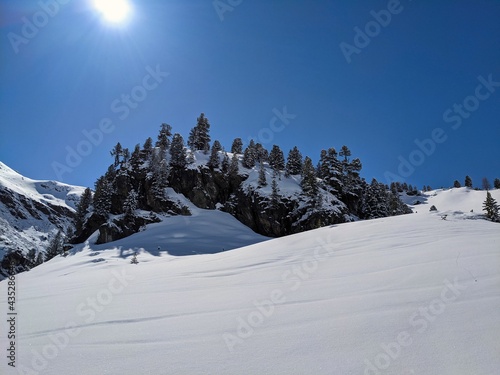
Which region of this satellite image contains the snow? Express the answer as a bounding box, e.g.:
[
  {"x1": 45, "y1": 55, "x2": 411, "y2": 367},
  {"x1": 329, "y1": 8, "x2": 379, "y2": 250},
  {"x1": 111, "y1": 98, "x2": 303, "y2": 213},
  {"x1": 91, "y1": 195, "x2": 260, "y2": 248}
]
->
[
  {"x1": 1, "y1": 188, "x2": 499, "y2": 374},
  {"x1": 0, "y1": 162, "x2": 86, "y2": 259}
]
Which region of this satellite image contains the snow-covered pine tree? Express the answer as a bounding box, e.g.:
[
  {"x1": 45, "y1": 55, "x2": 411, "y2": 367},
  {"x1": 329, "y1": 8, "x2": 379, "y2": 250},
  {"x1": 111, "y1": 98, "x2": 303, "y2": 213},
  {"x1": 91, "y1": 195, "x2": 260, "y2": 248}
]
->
[
  {"x1": 301, "y1": 156, "x2": 318, "y2": 197},
  {"x1": 155, "y1": 123, "x2": 172, "y2": 151},
  {"x1": 242, "y1": 140, "x2": 257, "y2": 169},
  {"x1": 231, "y1": 138, "x2": 243, "y2": 154},
  {"x1": 143, "y1": 137, "x2": 154, "y2": 161},
  {"x1": 319, "y1": 148, "x2": 343, "y2": 193},
  {"x1": 74, "y1": 187, "x2": 92, "y2": 236},
  {"x1": 45, "y1": 230, "x2": 64, "y2": 261},
  {"x1": 208, "y1": 143, "x2": 220, "y2": 169},
  {"x1": 123, "y1": 189, "x2": 138, "y2": 217},
  {"x1": 169, "y1": 133, "x2": 187, "y2": 168},
  {"x1": 228, "y1": 153, "x2": 239, "y2": 178},
  {"x1": 465, "y1": 175, "x2": 473, "y2": 188},
  {"x1": 269, "y1": 145, "x2": 285, "y2": 176},
  {"x1": 255, "y1": 143, "x2": 268, "y2": 163},
  {"x1": 221, "y1": 153, "x2": 230, "y2": 174},
  {"x1": 454, "y1": 180, "x2": 461, "y2": 188},
  {"x1": 285, "y1": 146, "x2": 303, "y2": 176},
  {"x1": 188, "y1": 113, "x2": 211, "y2": 152},
  {"x1": 258, "y1": 161, "x2": 267, "y2": 187},
  {"x1": 483, "y1": 191, "x2": 499, "y2": 222},
  {"x1": 212, "y1": 140, "x2": 222, "y2": 152},
  {"x1": 93, "y1": 176, "x2": 113, "y2": 217},
  {"x1": 270, "y1": 174, "x2": 280, "y2": 208}
]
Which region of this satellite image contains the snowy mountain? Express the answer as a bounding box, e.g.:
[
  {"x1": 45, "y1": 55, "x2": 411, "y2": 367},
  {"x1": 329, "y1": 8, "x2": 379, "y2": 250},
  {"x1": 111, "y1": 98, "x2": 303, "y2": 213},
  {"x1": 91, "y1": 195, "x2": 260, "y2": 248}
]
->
[
  {"x1": 0, "y1": 162, "x2": 85, "y2": 275},
  {"x1": 0, "y1": 187, "x2": 498, "y2": 374}
]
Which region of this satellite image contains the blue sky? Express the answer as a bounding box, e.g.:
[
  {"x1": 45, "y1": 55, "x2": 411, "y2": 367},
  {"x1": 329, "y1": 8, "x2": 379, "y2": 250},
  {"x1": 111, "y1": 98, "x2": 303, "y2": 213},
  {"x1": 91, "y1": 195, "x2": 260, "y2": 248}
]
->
[{"x1": 1, "y1": 0, "x2": 499, "y2": 190}]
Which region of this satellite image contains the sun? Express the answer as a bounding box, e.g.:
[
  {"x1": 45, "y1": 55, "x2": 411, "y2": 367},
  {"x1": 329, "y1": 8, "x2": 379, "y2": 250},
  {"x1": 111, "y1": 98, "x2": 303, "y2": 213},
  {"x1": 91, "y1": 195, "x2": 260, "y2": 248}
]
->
[{"x1": 93, "y1": 0, "x2": 131, "y2": 23}]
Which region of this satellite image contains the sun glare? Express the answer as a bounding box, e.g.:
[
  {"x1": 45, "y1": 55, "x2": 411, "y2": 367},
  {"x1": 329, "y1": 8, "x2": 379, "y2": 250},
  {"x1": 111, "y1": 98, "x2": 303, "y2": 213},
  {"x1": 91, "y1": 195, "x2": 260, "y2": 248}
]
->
[{"x1": 93, "y1": 0, "x2": 131, "y2": 23}]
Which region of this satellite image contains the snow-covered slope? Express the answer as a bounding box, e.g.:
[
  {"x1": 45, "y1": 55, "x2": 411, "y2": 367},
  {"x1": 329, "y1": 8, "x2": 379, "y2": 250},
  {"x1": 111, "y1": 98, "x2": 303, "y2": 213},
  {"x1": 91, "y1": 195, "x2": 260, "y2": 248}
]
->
[
  {"x1": 1, "y1": 188, "x2": 498, "y2": 374},
  {"x1": 0, "y1": 161, "x2": 85, "y2": 260}
]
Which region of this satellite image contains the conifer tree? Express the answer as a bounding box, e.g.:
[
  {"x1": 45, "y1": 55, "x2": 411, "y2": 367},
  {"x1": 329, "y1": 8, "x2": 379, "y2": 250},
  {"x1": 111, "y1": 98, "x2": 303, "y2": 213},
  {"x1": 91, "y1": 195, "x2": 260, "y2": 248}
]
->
[
  {"x1": 483, "y1": 191, "x2": 499, "y2": 222},
  {"x1": 494, "y1": 178, "x2": 500, "y2": 189},
  {"x1": 188, "y1": 113, "x2": 211, "y2": 152},
  {"x1": 270, "y1": 174, "x2": 280, "y2": 208},
  {"x1": 45, "y1": 230, "x2": 64, "y2": 261},
  {"x1": 212, "y1": 140, "x2": 222, "y2": 152},
  {"x1": 453, "y1": 180, "x2": 461, "y2": 188},
  {"x1": 301, "y1": 156, "x2": 318, "y2": 197},
  {"x1": 255, "y1": 143, "x2": 268, "y2": 163},
  {"x1": 155, "y1": 123, "x2": 172, "y2": 151},
  {"x1": 143, "y1": 137, "x2": 154, "y2": 159},
  {"x1": 285, "y1": 146, "x2": 303, "y2": 176},
  {"x1": 269, "y1": 145, "x2": 285, "y2": 175},
  {"x1": 258, "y1": 161, "x2": 267, "y2": 187},
  {"x1": 169, "y1": 133, "x2": 187, "y2": 168},
  {"x1": 228, "y1": 153, "x2": 239, "y2": 178},
  {"x1": 482, "y1": 177, "x2": 491, "y2": 191},
  {"x1": 221, "y1": 153, "x2": 230, "y2": 174},
  {"x1": 123, "y1": 189, "x2": 138, "y2": 217},
  {"x1": 465, "y1": 175, "x2": 473, "y2": 188},
  {"x1": 110, "y1": 142, "x2": 123, "y2": 167},
  {"x1": 93, "y1": 176, "x2": 112, "y2": 217},
  {"x1": 231, "y1": 138, "x2": 243, "y2": 154},
  {"x1": 208, "y1": 143, "x2": 220, "y2": 169},
  {"x1": 74, "y1": 187, "x2": 92, "y2": 236},
  {"x1": 242, "y1": 140, "x2": 257, "y2": 168}
]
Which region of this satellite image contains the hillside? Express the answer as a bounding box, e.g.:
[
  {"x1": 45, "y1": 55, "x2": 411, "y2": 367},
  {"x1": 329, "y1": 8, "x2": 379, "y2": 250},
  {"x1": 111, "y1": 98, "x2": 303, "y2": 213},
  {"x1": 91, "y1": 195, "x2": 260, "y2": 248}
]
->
[
  {"x1": 0, "y1": 162, "x2": 85, "y2": 271},
  {"x1": 0, "y1": 188, "x2": 498, "y2": 374}
]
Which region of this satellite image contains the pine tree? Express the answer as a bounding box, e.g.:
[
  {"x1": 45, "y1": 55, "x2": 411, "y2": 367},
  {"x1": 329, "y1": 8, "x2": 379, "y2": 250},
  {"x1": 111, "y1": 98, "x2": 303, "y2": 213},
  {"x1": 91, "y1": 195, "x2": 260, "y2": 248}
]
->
[
  {"x1": 301, "y1": 156, "x2": 318, "y2": 197},
  {"x1": 319, "y1": 148, "x2": 342, "y2": 192},
  {"x1": 130, "y1": 251, "x2": 139, "y2": 264},
  {"x1": 258, "y1": 161, "x2": 267, "y2": 187},
  {"x1": 93, "y1": 176, "x2": 112, "y2": 217},
  {"x1": 270, "y1": 174, "x2": 280, "y2": 208},
  {"x1": 208, "y1": 143, "x2": 220, "y2": 169},
  {"x1": 169, "y1": 133, "x2": 187, "y2": 168},
  {"x1": 45, "y1": 230, "x2": 64, "y2": 261},
  {"x1": 221, "y1": 153, "x2": 230, "y2": 174},
  {"x1": 269, "y1": 145, "x2": 285, "y2": 175},
  {"x1": 285, "y1": 146, "x2": 303, "y2": 176},
  {"x1": 453, "y1": 180, "x2": 461, "y2": 188},
  {"x1": 482, "y1": 191, "x2": 499, "y2": 222},
  {"x1": 465, "y1": 175, "x2": 473, "y2": 188},
  {"x1": 27, "y1": 249, "x2": 37, "y2": 268},
  {"x1": 231, "y1": 138, "x2": 243, "y2": 154},
  {"x1": 110, "y1": 142, "x2": 123, "y2": 167},
  {"x1": 188, "y1": 113, "x2": 211, "y2": 152},
  {"x1": 74, "y1": 187, "x2": 92, "y2": 236},
  {"x1": 228, "y1": 153, "x2": 239, "y2": 178},
  {"x1": 482, "y1": 177, "x2": 491, "y2": 191},
  {"x1": 123, "y1": 189, "x2": 138, "y2": 217},
  {"x1": 242, "y1": 140, "x2": 257, "y2": 168},
  {"x1": 155, "y1": 123, "x2": 172, "y2": 151},
  {"x1": 212, "y1": 140, "x2": 222, "y2": 152},
  {"x1": 494, "y1": 178, "x2": 500, "y2": 189},
  {"x1": 143, "y1": 137, "x2": 154, "y2": 160},
  {"x1": 255, "y1": 143, "x2": 268, "y2": 163}
]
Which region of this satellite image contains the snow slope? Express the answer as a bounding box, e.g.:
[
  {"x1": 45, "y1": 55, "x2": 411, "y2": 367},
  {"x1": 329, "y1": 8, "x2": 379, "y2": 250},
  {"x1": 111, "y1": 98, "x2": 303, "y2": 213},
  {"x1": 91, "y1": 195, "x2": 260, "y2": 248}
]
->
[
  {"x1": 0, "y1": 162, "x2": 85, "y2": 259},
  {"x1": 1, "y1": 189, "x2": 499, "y2": 374}
]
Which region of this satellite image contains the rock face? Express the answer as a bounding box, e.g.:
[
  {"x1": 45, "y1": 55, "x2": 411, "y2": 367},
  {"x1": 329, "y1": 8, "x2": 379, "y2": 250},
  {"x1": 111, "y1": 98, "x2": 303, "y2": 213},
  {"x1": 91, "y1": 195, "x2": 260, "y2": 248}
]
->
[
  {"x1": 0, "y1": 162, "x2": 85, "y2": 278},
  {"x1": 166, "y1": 166, "x2": 351, "y2": 237}
]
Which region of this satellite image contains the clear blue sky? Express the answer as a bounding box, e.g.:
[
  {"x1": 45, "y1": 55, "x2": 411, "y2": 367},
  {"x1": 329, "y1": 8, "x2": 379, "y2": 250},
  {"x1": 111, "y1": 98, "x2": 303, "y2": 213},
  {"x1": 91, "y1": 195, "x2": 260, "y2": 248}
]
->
[{"x1": 1, "y1": 0, "x2": 499, "y2": 190}]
